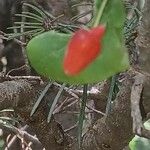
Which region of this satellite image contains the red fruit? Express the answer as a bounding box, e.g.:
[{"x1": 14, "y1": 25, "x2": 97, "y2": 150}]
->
[{"x1": 63, "y1": 25, "x2": 105, "y2": 76}]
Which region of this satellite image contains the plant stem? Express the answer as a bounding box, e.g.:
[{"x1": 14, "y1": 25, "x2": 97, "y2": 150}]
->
[
  {"x1": 78, "y1": 84, "x2": 88, "y2": 149},
  {"x1": 93, "y1": 0, "x2": 109, "y2": 27},
  {"x1": 105, "y1": 75, "x2": 117, "y2": 115}
]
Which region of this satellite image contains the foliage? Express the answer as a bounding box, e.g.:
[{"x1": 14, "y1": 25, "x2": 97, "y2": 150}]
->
[
  {"x1": 129, "y1": 120, "x2": 150, "y2": 150},
  {"x1": 3, "y1": 1, "x2": 131, "y2": 149},
  {"x1": 26, "y1": 0, "x2": 129, "y2": 84}
]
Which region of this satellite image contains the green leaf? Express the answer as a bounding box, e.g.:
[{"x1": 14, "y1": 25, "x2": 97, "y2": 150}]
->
[
  {"x1": 129, "y1": 120, "x2": 150, "y2": 150},
  {"x1": 94, "y1": 0, "x2": 125, "y2": 28},
  {"x1": 27, "y1": 1, "x2": 129, "y2": 84},
  {"x1": 0, "y1": 139, "x2": 4, "y2": 148}
]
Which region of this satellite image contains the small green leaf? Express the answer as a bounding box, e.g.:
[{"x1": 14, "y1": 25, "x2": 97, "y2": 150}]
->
[
  {"x1": 129, "y1": 120, "x2": 150, "y2": 150},
  {"x1": 0, "y1": 139, "x2": 4, "y2": 148}
]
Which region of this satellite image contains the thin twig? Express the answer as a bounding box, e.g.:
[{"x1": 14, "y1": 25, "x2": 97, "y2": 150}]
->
[
  {"x1": 64, "y1": 122, "x2": 78, "y2": 133},
  {"x1": 0, "y1": 74, "x2": 43, "y2": 83},
  {"x1": 0, "y1": 123, "x2": 43, "y2": 149},
  {"x1": 53, "y1": 82, "x2": 79, "y2": 99},
  {"x1": 86, "y1": 105, "x2": 106, "y2": 116},
  {"x1": 6, "y1": 65, "x2": 27, "y2": 75},
  {"x1": 0, "y1": 31, "x2": 26, "y2": 46},
  {"x1": 54, "y1": 98, "x2": 78, "y2": 114}
]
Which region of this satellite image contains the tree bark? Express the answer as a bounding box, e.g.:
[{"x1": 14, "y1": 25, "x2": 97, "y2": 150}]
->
[{"x1": 136, "y1": 0, "x2": 150, "y2": 114}]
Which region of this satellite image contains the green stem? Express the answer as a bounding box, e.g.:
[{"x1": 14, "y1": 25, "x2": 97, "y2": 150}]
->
[
  {"x1": 93, "y1": 0, "x2": 109, "y2": 27},
  {"x1": 105, "y1": 75, "x2": 117, "y2": 115},
  {"x1": 78, "y1": 84, "x2": 88, "y2": 149}
]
